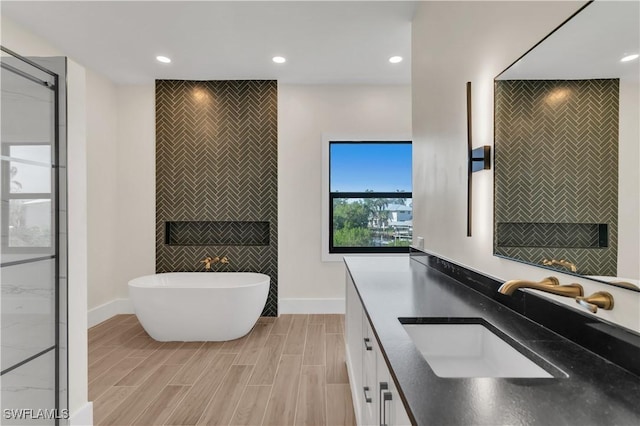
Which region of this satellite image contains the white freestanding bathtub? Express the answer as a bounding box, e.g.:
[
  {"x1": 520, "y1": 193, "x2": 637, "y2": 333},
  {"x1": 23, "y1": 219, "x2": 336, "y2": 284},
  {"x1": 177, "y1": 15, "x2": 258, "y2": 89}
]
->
[{"x1": 128, "y1": 272, "x2": 270, "y2": 341}]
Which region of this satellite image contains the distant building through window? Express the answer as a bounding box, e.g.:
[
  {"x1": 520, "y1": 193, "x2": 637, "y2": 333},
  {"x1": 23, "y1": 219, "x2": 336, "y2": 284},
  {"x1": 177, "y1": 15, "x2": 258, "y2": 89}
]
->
[{"x1": 329, "y1": 141, "x2": 412, "y2": 253}]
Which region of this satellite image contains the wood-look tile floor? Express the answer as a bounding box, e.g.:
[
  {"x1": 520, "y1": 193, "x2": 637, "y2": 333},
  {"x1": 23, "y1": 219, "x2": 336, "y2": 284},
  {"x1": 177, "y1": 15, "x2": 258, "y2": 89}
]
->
[{"x1": 88, "y1": 314, "x2": 356, "y2": 426}]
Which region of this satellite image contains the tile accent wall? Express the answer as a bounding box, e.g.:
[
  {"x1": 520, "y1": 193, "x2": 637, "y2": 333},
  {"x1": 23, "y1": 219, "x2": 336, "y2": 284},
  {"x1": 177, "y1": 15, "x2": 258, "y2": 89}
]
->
[
  {"x1": 494, "y1": 79, "x2": 618, "y2": 276},
  {"x1": 156, "y1": 80, "x2": 278, "y2": 316}
]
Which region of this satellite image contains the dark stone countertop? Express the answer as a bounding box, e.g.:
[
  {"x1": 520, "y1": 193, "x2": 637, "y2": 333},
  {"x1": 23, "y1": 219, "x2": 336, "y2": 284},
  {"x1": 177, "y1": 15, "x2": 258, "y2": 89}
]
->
[{"x1": 344, "y1": 256, "x2": 640, "y2": 426}]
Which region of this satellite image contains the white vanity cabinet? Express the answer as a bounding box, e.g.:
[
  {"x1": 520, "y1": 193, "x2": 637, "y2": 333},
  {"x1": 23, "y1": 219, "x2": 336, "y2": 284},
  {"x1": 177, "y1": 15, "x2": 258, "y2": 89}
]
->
[
  {"x1": 376, "y1": 356, "x2": 412, "y2": 426},
  {"x1": 346, "y1": 272, "x2": 412, "y2": 426},
  {"x1": 346, "y1": 271, "x2": 365, "y2": 419}
]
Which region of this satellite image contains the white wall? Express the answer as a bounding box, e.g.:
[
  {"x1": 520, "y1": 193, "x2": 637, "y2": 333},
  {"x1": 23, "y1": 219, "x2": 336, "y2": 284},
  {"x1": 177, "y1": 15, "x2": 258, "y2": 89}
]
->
[
  {"x1": 278, "y1": 85, "x2": 411, "y2": 311},
  {"x1": 66, "y1": 60, "x2": 90, "y2": 425},
  {"x1": 84, "y1": 84, "x2": 157, "y2": 320},
  {"x1": 85, "y1": 84, "x2": 155, "y2": 323},
  {"x1": 114, "y1": 85, "x2": 156, "y2": 300},
  {"x1": 1, "y1": 16, "x2": 91, "y2": 422},
  {"x1": 412, "y1": 1, "x2": 640, "y2": 333},
  {"x1": 86, "y1": 72, "x2": 119, "y2": 309},
  {"x1": 617, "y1": 77, "x2": 640, "y2": 279}
]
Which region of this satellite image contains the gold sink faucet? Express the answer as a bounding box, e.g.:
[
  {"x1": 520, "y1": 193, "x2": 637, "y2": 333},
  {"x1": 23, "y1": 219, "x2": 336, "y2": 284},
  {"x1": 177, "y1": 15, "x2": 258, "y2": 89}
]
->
[
  {"x1": 498, "y1": 276, "x2": 584, "y2": 298},
  {"x1": 499, "y1": 277, "x2": 615, "y2": 314}
]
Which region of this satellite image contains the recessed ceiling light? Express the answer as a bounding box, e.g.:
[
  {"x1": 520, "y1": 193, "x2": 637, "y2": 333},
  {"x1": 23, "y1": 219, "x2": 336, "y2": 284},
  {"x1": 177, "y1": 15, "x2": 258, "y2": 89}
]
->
[
  {"x1": 389, "y1": 56, "x2": 403, "y2": 64},
  {"x1": 620, "y1": 53, "x2": 639, "y2": 62},
  {"x1": 156, "y1": 56, "x2": 171, "y2": 64},
  {"x1": 272, "y1": 56, "x2": 286, "y2": 64}
]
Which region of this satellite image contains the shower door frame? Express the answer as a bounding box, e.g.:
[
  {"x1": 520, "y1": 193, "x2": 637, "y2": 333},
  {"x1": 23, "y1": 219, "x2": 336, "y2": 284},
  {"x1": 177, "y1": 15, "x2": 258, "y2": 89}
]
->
[{"x1": 0, "y1": 45, "x2": 68, "y2": 424}]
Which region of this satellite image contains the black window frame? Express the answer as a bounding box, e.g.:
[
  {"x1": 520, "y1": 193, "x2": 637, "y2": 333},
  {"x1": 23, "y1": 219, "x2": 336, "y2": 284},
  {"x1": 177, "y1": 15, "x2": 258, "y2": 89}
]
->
[{"x1": 329, "y1": 141, "x2": 412, "y2": 254}]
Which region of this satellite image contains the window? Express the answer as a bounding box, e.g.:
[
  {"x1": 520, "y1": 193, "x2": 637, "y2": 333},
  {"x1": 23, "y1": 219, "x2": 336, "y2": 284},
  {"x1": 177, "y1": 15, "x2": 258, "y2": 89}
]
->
[
  {"x1": 1, "y1": 143, "x2": 54, "y2": 252},
  {"x1": 329, "y1": 141, "x2": 412, "y2": 254}
]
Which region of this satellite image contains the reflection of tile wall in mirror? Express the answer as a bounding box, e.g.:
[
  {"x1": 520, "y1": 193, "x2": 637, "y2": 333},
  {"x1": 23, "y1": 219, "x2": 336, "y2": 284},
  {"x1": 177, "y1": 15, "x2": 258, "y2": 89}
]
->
[
  {"x1": 494, "y1": 79, "x2": 618, "y2": 277},
  {"x1": 496, "y1": 223, "x2": 606, "y2": 248}
]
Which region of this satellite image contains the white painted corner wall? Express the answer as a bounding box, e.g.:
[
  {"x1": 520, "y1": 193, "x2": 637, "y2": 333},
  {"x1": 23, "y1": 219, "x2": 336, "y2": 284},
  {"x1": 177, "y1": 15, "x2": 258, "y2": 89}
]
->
[
  {"x1": 113, "y1": 85, "x2": 156, "y2": 302},
  {"x1": 277, "y1": 84, "x2": 412, "y2": 311},
  {"x1": 411, "y1": 0, "x2": 640, "y2": 333},
  {"x1": 88, "y1": 82, "x2": 156, "y2": 312},
  {"x1": 617, "y1": 76, "x2": 640, "y2": 279},
  {"x1": 86, "y1": 71, "x2": 119, "y2": 310},
  {"x1": 66, "y1": 58, "x2": 90, "y2": 425}
]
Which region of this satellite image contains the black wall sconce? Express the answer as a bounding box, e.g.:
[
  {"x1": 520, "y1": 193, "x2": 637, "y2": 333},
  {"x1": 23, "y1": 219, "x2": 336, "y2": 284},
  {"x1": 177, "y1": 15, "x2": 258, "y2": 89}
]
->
[{"x1": 467, "y1": 81, "x2": 491, "y2": 237}]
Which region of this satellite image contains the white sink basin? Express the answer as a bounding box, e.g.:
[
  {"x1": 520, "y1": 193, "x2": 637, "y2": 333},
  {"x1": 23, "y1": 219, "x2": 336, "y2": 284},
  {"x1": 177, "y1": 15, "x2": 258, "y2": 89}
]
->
[{"x1": 402, "y1": 323, "x2": 553, "y2": 378}]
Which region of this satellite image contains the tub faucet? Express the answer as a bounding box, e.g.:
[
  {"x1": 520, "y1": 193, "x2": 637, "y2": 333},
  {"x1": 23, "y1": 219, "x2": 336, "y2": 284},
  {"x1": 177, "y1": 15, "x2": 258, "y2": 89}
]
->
[
  {"x1": 200, "y1": 256, "x2": 229, "y2": 270},
  {"x1": 498, "y1": 276, "x2": 584, "y2": 298},
  {"x1": 200, "y1": 256, "x2": 217, "y2": 270}
]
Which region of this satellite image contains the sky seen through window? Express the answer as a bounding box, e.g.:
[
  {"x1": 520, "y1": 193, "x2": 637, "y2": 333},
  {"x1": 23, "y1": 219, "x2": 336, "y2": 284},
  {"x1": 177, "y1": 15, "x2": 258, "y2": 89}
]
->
[{"x1": 330, "y1": 143, "x2": 412, "y2": 193}]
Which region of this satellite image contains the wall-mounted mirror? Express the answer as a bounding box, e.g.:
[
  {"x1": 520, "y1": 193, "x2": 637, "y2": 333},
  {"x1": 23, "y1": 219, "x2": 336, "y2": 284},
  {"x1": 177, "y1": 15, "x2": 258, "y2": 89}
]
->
[{"x1": 494, "y1": 0, "x2": 639, "y2": 291}]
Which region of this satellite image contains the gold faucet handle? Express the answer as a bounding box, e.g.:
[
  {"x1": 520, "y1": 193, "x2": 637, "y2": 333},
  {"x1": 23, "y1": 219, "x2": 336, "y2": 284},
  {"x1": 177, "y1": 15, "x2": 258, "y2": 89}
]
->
[
  {"x1": 575, "y1": 291, "x2": 614, "y2": 313},
  {"x1": 220, "y1": 256, "x2": 229, "y2": 264},
  {"x1": 541, "y1": 276, "x2": 560, "y2": 286},
  {"x1": 200, "y1": 257, "x2": 213, "y2": 270}
]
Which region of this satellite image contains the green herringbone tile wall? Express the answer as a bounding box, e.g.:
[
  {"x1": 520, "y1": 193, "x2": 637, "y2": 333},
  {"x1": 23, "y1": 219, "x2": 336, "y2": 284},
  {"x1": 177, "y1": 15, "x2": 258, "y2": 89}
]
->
[
  {"x1": 156, "y1": 80, "x2": 278, "y2": 316},
  {"x1": 494, "y1": 79, "x2": 618, "y2": 276}
]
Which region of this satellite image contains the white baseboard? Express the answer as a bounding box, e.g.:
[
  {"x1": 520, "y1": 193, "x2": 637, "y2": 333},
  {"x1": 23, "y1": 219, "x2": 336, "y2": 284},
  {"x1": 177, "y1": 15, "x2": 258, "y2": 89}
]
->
[
  {"x1": 89, "y1": 298, "x2": 342, "y2": 325},
  {"x1": 70, "y1": 401, "x2": 93, "y2": 426},
  {"x1": 87, "y1": 298, "x2": 134, "y2": 328},
  {"x1": 278, "y1": 298, "x2": 345, "y2": 314}
]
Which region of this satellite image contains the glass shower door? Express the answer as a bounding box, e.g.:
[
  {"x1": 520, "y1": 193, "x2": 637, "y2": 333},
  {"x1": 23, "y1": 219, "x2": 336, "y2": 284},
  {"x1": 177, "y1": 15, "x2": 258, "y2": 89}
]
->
[{"x1": 0, "y1": 48, "x2": 67, "y2": 425}]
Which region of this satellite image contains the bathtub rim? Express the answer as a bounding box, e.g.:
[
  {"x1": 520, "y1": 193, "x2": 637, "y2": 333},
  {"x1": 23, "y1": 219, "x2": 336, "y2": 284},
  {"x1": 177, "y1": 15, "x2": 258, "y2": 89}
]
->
[{"x1": 128, "y1": 271, "x2": 271, "y2": 289}]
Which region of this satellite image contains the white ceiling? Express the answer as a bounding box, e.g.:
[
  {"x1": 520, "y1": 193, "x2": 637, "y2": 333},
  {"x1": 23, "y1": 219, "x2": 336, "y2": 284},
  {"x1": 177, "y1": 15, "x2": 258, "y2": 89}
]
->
[
  {"x1": 1, "y1": 1, "x2": 417, "y2": 85},
  {"x1": 498, "y1": 0, "x2": 639, "y2": 81}
]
